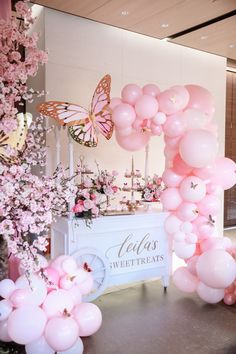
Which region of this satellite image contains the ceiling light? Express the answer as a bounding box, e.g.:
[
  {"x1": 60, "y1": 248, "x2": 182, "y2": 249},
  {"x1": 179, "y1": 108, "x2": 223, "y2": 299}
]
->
[
  {"x1": 162, "y1": 37, "x2": 170, "y2": 42},
  {"x1": 161, "y1": 23, "x2": 169, "y2": 28},
  {"x1": 121, "y1": 10, "x2": 129, "y2": 16},
  {"x1": 229, "y1": 44, "x2": 236, "y2": 48},
  {"x1": 200, "y1": 35, "x2": 208, "y2": 40}
]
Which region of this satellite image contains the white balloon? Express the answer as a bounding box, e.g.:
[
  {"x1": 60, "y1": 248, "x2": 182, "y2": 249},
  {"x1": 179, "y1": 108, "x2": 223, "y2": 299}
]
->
[
  {"x1": 0, "y1": 299, "x2": 13, "y2": 321},
  {"x1": 173, "y1": 241, "x2": 196, "y2": 259},
  {"x1": 25, "y1": 336, "x2": 55, "y2": 354},
  {"x1": 58, "y1": 337, "x2": 84, "y2": 354},
  {"x1": 0, "y1": 279, "x2": 16, "y2": 299}
]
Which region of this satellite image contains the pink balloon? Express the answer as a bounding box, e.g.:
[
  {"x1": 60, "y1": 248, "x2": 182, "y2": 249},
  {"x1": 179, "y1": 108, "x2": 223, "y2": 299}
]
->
[
  {"x1": 185, "y1": 233, "x2": 198, "y2": 244},
  {"x1": 45, "y1": 316, "x2": 79, "y2": 352},
  {"x1": 132, "y1": 118, "x2": 143, "y2": 132},
  {"x1": 173, "y1": 231, "x2": 186, "y2": 242},
  {"x1": 177, "y1": 202, "x2": 198, "y2": 221},
  {"x1": 72, "y1": 303, "x2": 102, "y2": 337},
  {"x1": 62, "y1": 258, "x2": 77, "y2": 274},
  {"x1": 68, "y1": 285, "x2": 82, "y2": 305},
  {"x1": 183, "y1": 108, "x2": 208, "y2": 130},
  {"x1": 187, "y1": 255, "x2": 199, "y2": 276},
  {"x1": 172, "y1": 154, "x2": 193, "y2": 175},
  {"x1": 210, "y1": 157, "x2": 236, "y2": 190},
  {"x1": 0, "y1": 279, "x2": 16, "y2": 299},
  {"x1": 173, "y1": 267, "x2": 198, "y2": 293},
  {"x1": 196, "y1": 249, "x2": 236, "y2": 289},
  {"x1": 150, "y1": 124, "x2": 162, "y2": 136},
  {"x1": 200, "y1": 237, "x2": 230, "y2": 253},
  {"x1": 142, "y1": 84, "x2": 160, "y2": 97},
  {"x1": 197, "y1": 194, "x2": 220, "y2": 216},
  {"x1": 112, "y1": 103, "x2": 136, "y2": 128},
  {"x1": 15, "y1": 275, "x2": 47, "y2": 306},
  {"x1": 73, "y1": 268, "x2": 88, "y2": 285},
  {"x1": 109, "y1": 97, "x2": 122, "y2": 110},
  {"x1": 173, "y1": 240, "x2": 196, "y2": 259},
  {"x1": 197, "y1": 282, "x2": 224, "y2": 304},
  {"x1": 121, "y1": 84, "x2": 142, "y2": 105},
  {"x1": 8, "y1": 305, "x2": 47, "y2": 345},
  {"x1": 193, "y1": 164, "x2": 215, "y2": 180},
  {"x1": 116, "y1": 130, "x2": 150, "y2": 151},
  {"x1": 180, "y1": 221, "x2": 193, "y2": 234},
  {"x1": 59, "y1": 275, "x2": 74, "y2": 290},
  {"x1": 193, "y1": 216, "x2": 215, "y2": 240},
  {"x1": 0, "y1": 319, "x2": 12, "y2": 342},
  {"x1": 0, "y1": 299, "x2": 13, "y2": 321},
  {"x1": 223, "y1": 293, "x2": 236, "y2": 306},
  {"x1": 116, "y1": 126, "x2": 134, "y2": 137},
  {"x1": 163, "y1": 112, "x2": 187, "y2": 138},
  {"x1": 10, "y1": 288, "x2": 32, "y2": 307},
  {"x1": 50, "y1": 255, "x2": 70, "y2": 277},
  {"x1": 135, "y1": 95, "x2": 158, "y2": 119},
  {"x1": 179, "y1": 129, "x2": 218, "y2": 168},
  {"x1": 25, "y1": 336, "x2": 55, "y2": 354},
  {"x1": 162, "y1": 168, "x2": 184, "y2": 187},
  {"x1": 160, "y1": 187, "x2": 182, "y2": 210},
  {"x1": 164, "y1": 146, "x2": 178, "y2": 161},
  {"x1": 164, "y1": 135, "x2": 181, "y2": 149},
  {"x1": 185, "y1": 85, "x2": 215, "y2": 118},
  {"x1": 179, "y1": 176, "x2": 206, "y2": 203},
  {"x1": 77, "y1": 273, "x2": 94, "y2": 295},
  {"x1": 153, "y1": 112, "x2": 166, "y2": 125},
  {"x1": 158, "y1": 86, "x2": 189, "y2": 115},
  {"x1": 164, "y1": 214, "x2": 182, "y2": 234},
  {"x1": 42, "y1": 289, "x2": 74, "y2": 318}
]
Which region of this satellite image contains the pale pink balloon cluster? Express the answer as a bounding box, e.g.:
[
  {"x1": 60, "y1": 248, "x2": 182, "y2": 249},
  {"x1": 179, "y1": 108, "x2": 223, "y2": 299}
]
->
[
  {"x1": 152, "y1": 84, "x2": 236, "y2": 305},
  {"x1": 111, "y1": 83, "x2": 162, "y2": 151},
  {"x1": 0, "y1": 255, "x2": 102, "y2": 354}
]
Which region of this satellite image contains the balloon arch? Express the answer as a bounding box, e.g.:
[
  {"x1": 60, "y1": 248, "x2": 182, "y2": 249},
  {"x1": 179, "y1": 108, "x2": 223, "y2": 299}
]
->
[{"x1": 110, "y1": 83, "x2": 236, "y2": 305}]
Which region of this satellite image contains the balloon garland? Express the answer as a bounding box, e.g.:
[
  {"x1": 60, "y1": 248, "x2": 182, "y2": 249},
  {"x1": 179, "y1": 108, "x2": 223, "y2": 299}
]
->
[{"x1": 111, "y1": 83, "x2": 236, "y2": 305}]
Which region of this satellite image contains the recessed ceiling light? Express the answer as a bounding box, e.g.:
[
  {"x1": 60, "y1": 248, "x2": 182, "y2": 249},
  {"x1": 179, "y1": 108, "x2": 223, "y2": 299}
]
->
[
  {"x1": 162, "y1": 37, "x2": 170, "y2": 42},
  {"x1": 121, "y1": 10, "x2": 129, "y2": 16},
  {"x1": 161, "y1": 23, "x2": 169, "y2": 28},
  {"x1": 200, "y1": 35, "x2": 208, "y2": 40},
  {"x1": 229, "y1": 44, "x2": 236, "y2": 48}
]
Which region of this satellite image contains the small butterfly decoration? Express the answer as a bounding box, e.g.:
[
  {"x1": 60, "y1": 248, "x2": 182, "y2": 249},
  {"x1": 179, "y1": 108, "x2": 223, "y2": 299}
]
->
[
  {"x1": 0, "y1": 113, "x2": 32, "y2": 165},
  {"x1": 37, "y1": 74, "x2": 113, "y2": 147},
  {"x1": 208, "y1": 214, "x2": 215, "y2": 226},
  {"x1": 83, "y1": 262, "x2": 92, "y2": 273},
  {"x1": 190, "y1": 182, "x2": 198, "y2": 189}
]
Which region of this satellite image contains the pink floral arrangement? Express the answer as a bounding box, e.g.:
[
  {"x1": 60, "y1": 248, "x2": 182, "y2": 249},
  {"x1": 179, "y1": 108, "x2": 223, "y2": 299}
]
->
[
  {"x1": 92, "y1": 168, "x2": 119, "y2": 196},
  {"x1": 0, "y1": 0, "x2": 48, "y2": 135},
  {"x1": 72, "y1": 189, "x2": 100, "y2": 226},
  {"x1": 142, "y1": 174, "x2": 164, "y2": 202}
]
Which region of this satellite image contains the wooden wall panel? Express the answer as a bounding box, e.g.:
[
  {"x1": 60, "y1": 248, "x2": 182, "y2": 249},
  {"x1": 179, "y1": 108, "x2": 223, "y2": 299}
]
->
[{"x1": 224, "y1": 71, "x2": 236, "y2": 227}]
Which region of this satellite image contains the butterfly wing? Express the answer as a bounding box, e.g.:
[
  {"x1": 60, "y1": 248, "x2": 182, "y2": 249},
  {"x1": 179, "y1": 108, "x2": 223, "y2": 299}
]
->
[
  {"x1": 91, "y1": 74, "x2": 113, "y2": 140},
  {"x1": 0, "y1": 113, "x2": 31, "y2": 165},
  {"x1": 69, "y1": 118, "x2": 98, "y2": 147},
  {"x1": 38, "y1": 101, "x2": 89, "y2": 126}
]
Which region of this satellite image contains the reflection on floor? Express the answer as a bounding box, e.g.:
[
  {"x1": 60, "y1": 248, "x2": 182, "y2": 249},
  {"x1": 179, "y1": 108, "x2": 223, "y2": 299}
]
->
[
  {"x1": 83, "y1": 281, "x2": 236, "y2": 354},
  {"x1": 224, "y1": 228, "x2": 236, "y2": 244}
]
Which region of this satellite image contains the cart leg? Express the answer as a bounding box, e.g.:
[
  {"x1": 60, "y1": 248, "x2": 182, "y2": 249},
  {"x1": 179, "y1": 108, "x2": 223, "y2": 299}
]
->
[{"x1": 162, "y1": 275, "x2": 169, "y2": 292}]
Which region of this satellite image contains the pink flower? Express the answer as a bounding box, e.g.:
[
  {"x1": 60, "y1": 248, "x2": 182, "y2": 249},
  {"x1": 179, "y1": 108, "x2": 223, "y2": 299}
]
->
[
  {"x1": 73, "y1": 204, "x2": 84, "y2": 213},
  {"x1": 83, "y1": 199, "x2": 94, "y2": 210}
]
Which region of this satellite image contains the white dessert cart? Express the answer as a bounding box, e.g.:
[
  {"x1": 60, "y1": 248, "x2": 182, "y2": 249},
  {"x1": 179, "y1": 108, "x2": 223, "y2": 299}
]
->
[{"x1": 51, "y1": 211, "x2": 171, "y2": 301}]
